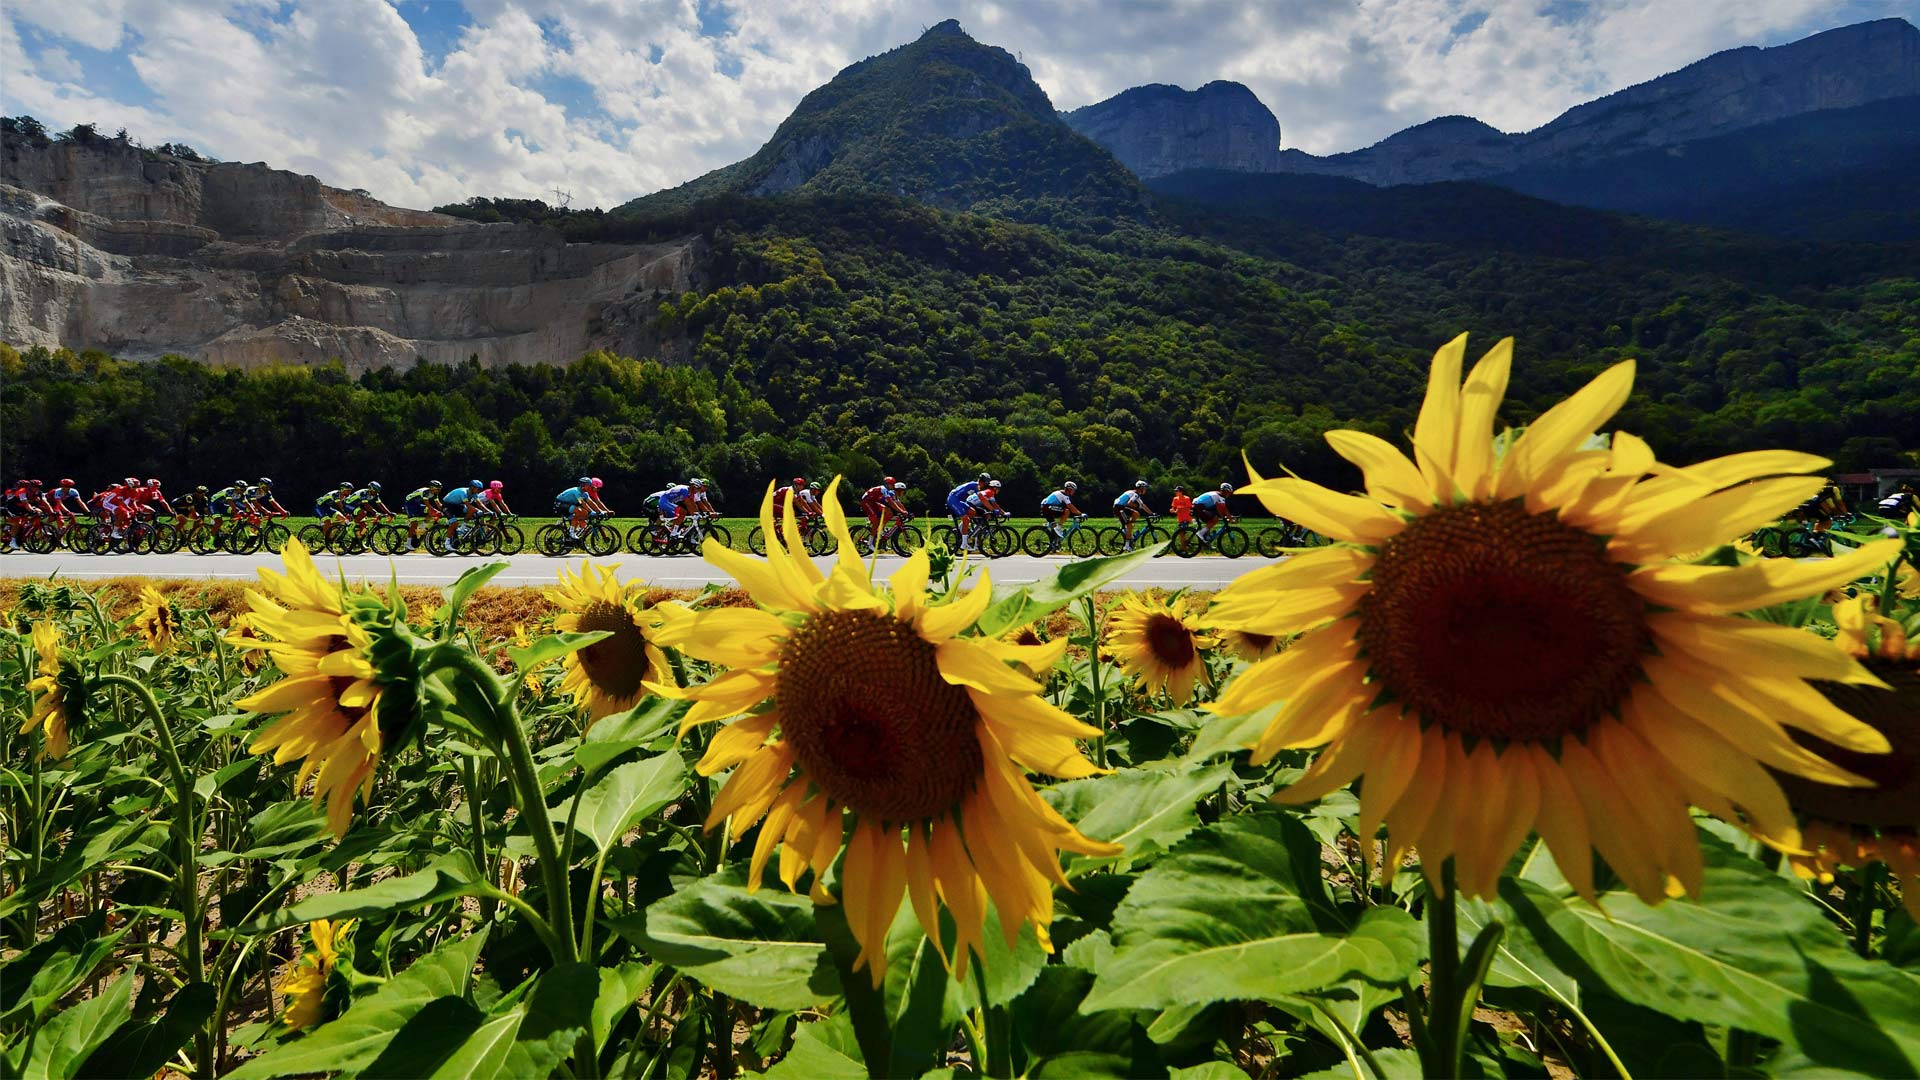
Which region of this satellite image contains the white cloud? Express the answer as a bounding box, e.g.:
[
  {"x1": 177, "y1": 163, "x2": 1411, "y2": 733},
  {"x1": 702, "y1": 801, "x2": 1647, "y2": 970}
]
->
[{"x1": 2, "y1": 0, "x2": 1909, "y2": 210}]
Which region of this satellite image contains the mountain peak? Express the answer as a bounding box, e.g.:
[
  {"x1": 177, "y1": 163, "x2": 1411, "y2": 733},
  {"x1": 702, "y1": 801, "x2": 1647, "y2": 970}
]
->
[
  {"x1": 616, "y1": 21, "x2": 1141, "y2": 219},
  {"x1": 1064, "y1": 80, "x2": 1283, "y2": 179}
]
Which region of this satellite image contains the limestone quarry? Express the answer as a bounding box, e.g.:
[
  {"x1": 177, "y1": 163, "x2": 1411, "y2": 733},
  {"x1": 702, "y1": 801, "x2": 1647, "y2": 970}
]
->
[{"x1": 0, "y1": 135, "x2": 704, "y2": 372}]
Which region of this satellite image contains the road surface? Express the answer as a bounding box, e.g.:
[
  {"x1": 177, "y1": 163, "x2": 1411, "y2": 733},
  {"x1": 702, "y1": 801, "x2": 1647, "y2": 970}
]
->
[{"x1": 0, "y1": 550, "x2": 1274, "y2": 590}]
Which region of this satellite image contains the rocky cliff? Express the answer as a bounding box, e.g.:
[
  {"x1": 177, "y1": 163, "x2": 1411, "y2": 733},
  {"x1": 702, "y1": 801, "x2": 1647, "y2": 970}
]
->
[
  {"x1": 1275, "y1": 17, "x2": 1920, "y2": 185},
  {"x1": 1063, "y1": 81, "x2": 1283, "y2": 179},
  {"x1": 1, "y1": 135, "x2": 704, "y2": 371}
]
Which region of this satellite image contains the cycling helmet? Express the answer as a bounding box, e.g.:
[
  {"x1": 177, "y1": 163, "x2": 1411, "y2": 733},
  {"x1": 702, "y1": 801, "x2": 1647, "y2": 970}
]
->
[
  {"x1": 1173, "y1": 484, "x2": 1186, "y2": 493},
  {"x1": 1135, "y1": 479, "x2": 1148, "y2": 490},
  {"x1": 469, "y1": 480, "x2": 484, "y2": 489},
  {"x1": 691, "y1": 477, "x2": 708, "y2": 488},
  {"x1": 792, "y1": 476, "x2": 806, "y2": 486},
  {"x1": 428, "y1": 479, "x2": 443, "y2": 488},
  {"x1": 489, "y1": 480, "x2": 503, "y2": 490},
  {"x1": 989, "y1": 480, "x2": 1003, "y2": 490},
  {"x1": 893, "y1": 482, "x2": 906, "y2": 492},
  {"x1": 368, "y1": 481, "x2": 382, "y2": 492},
  {"x1": 977, "y1": 472, "x2": 990, "y2": 484},
  {"x1": 1063, "y1": 481, "x2": 1077, "y2": 491},
  {"x1": 258, "y1": 476, "x2": 272, "y2": 486},
  {"x1": 338, "y1": 480, "x2": 353, "y2": 489},
  {"x1": 883, "y1": 475, "x2": 897, "y2": 487},
  {"x1": 808, "y1": 482, "x2": 821, "y2": 492},
  {"x1": 125, "y1": 476, "x2": 140, "y2": 487},
  {"x1": 577, "y1": 476, "x2": 593, "y2": 486},
  {"x1": 59, "y1": 478, "x2": 74, "y2": 487},
  {"x1": 1220, "y1": 482, "x2": 1234, "y2": 493},
  {"x1": 145, "y1": 477, "x2": 161, "y2": 487},
  {"x1": 195, "y1": 484, "x2": 208, "y2": 493},
  {"x1": 589, "y1": 478, "x2": 604, "y2": 489}
]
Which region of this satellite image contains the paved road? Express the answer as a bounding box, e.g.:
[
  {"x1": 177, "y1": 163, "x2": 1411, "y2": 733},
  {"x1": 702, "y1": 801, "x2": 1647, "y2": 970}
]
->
[{"x1": 0, "y1": 550, "x2": 1273, "y2": 590}]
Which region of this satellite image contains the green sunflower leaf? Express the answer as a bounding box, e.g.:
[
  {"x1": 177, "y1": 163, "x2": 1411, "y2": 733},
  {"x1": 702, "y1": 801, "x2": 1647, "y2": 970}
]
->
[
  {"x1": 615, "y1": 870, "x2": 841, "y2": 1011},
  {"x1": 1084, "y1": 812, "x2": 1422, "y2": 1013},
  {"x1": 1043, "y1": 762, "x2": 1238, "y2": 875},
  {"x1": 557, "y1": 753, "x2": 687, "y2": 853}
]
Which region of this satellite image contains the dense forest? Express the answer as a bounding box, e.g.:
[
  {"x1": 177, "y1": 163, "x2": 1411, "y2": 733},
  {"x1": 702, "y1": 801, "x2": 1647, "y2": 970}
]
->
[{"x1": 4, "y1": 188, "x2": 1918, "y2": 511}]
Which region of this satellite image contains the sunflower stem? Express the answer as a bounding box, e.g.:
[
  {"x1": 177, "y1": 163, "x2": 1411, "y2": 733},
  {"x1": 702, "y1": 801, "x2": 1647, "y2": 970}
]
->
[
  {"x1": 1420, "y1": 859, "x2": 1462, "y2": 1079},
  {"x1": 1854, "y1": 861, "x2": 1883, "y2": 958},
  {"x1": 1083, "y1": 596, "x2": 1107, "y2": 768},
  {"x1": 970, "y1": 960, "x2": 1012, "y2": 1078},
  {"x1": 99, "y1": 671, "x2": 212, "y2": 1080}
]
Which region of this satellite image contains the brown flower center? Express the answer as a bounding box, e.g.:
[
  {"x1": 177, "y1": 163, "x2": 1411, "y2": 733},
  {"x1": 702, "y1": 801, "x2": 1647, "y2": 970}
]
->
[
  {"x1": 1777, "y1": 660, "x2": 1920, "y2": 827},
  {"x1": 776, "y1": 608, "x2": 983, "y2": 823},
  {"x1": 573, "y1": 601, "x2": 651, "y2": 702},
  {"x1": 1144, "y1": 613, "x2": 1198, "y2": 669},
  {"x1": 1356, "y1": 500, "x2": 1648, "y2": 743}
]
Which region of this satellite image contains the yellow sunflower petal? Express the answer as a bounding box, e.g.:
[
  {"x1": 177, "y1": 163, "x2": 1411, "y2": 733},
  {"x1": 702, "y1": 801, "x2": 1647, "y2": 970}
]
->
[
  {"x1": 1325, "y1": 429, "x2": 1434, "y2": 509},
  {"x1": 1412, "y1": 333, "x2": 1468, "y2": 492},
  {"x1": 1497, "y1": 359, "x2": 1635, "y2": 498}
]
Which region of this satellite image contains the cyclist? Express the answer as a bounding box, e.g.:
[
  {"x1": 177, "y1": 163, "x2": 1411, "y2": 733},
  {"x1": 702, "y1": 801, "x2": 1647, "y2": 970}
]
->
[
  {"x1": 314, "y1": 481, "x2": 354, "y2": 543},
  {"x1": 657, "y1": 479, "x2": 695, "y2": 535},
  {"x1": 771, "y1": 476, "x2": 809, "y2": 534},
  {"x1": 686, "y1": 478, "x2": 717, "y2": 518},
  {"x1": 1113, "y1": 480, "x2": 1155, "y2": 551},
  {"x1": 443, "y1": 480, "x2": 483, "y2": 518},
  {"x1": 4, "y1": 480, "x2": 49, "y2": 549},
  {"x1": 403, "y1": 480, "x2": 445, "y2": 549},
  {"x1": 206, "y1": 479, "x2": 244, "y2": 523},
  {"x1": 175, "y1": 484, "x2": 211, "y2": 536},
  {"x1": 960, "y1": 480, "x2": 1006, "y2": 552},
  {"x1": 250, "y1": 477, "x2": 289, "y2": 518},
  {"x1": 96, "y1": 476, "x2": 141, "y2": 538},
  {"x1": 136, "y1": 478, "x2": 176, "y2": 521},
  {"x1": 947, "y1": 473, "x2": 989, "y2": 548},
  {"x1": 1170, "y1": 485, "x2": 1193, "y2": 528},
  {"x1": 1191, "y1": 482, "x2": 1237, "y2": 542},
  {"x1": 49, "y1": 478, "x2": 89, "y2": 519},
  {"x1": 480, "y1": 480, "x2": 514, "y2": 518},
  {"x1": 1040, "y1": 481, "x2": 1080, "y2": 542},
  {"x1": 347, "y1": 482, "x2": 393, "y2": 530},
  {"x1": 554, "y1": 476, "x2": 600, "y2": 535},
  {"x1": 1878, "y1": 484, "x2": 1916, "y2": 518},
  {"x1": 860, "y1": 477, "x2": 911, "y2": 537}
]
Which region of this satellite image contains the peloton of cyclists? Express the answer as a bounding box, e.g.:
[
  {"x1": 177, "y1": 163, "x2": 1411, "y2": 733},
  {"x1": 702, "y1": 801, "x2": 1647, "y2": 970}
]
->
[{"x1": 3, "y1": 480, "x2": 51, "y2": 549}]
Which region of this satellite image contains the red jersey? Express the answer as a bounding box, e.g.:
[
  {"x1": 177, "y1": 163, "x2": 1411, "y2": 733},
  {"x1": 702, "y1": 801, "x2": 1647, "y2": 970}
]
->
[{"x1": 1170, "y1": 493, "x2": 1193, "y2": 523}]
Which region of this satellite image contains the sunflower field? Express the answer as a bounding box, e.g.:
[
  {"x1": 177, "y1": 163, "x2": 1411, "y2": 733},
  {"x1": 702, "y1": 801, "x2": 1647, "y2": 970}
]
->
[{"x1": 7, "y1": 337, "x2": 1920, "y2": 1080}]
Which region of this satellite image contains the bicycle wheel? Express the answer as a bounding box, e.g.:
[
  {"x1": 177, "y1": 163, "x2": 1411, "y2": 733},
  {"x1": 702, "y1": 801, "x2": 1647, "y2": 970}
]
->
[
  {"x1": 186, "y1": 524, "x2": 218, "y2": 555},
  {"x1": 1135, "y1": 524, "x2": 1171, "y2": 553},
  {"x1": 846, "y1": 524, "x2": 875, "y2": 555},
  {"x1": 626, "y1": 523, "x2": 653, "y2": 554},
  {"x1": 891, "y1": 524, "x2": 925, "y2": 556},
  {"x1": 707, "y1": 522, "x2": 733, "y2": 550},
  {"x1": 929, "y1": 524, "x2": 956, "y2": 550},
  {"x1": 368, "y1": 524, "x2": 401, "y2": 555},
  {"x1": 297, "y1": 524, "x2": 328, "y2": 554},
  {"x1": 536, "y1": 524, "x2": 568, "y2": 557},
  {"x1": 227, "y1": 521, "x2": 263, "y2": 554},
  {"x1": 804, "y1": 525, "x2": 833, "y2": 557},
  {"x1": 586, "y1": 523, "x2": 620, "y2": 557},
  {"x1": 426, "y1": 527, "x2": 454, "y2": 557},
  {"x1": 983, "y1": 525, "x2": 1017, "y2": 559},
  {"x1": 263, "y1": 522, "x2": 291, "y2": 554},
  {"x1": 1097, "y1": 525, "x2": 1126, "y2": 556},
  {"x1": 1217, "y1": 526, "x2": 1250, "y2": 559},
  {"x1": 1172, "y1": 528, "x2": 1202, "y2": 559},
  {"x1": 149, "y1": 523, "x2": 181, "y2": 554},
  {"x1": 24, "y1": 525, "x2": 57, "y2": 554},
  {"x1": 1257, "y1": 527, "x2": 1286, "y2": 559},
  {"x1": 1022, "y1": 525, "x2": 1057, "y2": 556},
  {"x1": 1065, "y1": 525, "x2": 1101, "y2": 558},
  {"x1": 496, "y1": 523, "x2": 526, "y2": 556},
  {"x1": 745, "y1": 525, "x2": 767, "y2": 556}
]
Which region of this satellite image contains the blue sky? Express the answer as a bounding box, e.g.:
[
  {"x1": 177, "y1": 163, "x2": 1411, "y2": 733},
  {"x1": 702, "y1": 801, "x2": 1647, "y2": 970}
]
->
[{"x1": 4, "y1": 0, "x2": 1913, "y2": 209}]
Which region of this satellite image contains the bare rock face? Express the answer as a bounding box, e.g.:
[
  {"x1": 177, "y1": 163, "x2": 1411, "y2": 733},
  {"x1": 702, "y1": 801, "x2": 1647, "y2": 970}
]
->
[
  {"x1": 1064, "y1": 81, "x2": 1283, "y2": 179},
  {"x1": 1, "y1": 135, "x2": 705, "y2": 371},
  {"x1": 1276, "y1": 17, "x2": 1920, "y2": 186}
]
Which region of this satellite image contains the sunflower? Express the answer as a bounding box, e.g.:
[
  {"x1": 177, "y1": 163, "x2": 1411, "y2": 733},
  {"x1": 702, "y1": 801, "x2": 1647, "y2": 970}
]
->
[
  {"x1": 1776, "y1": 594, "x2": 1920, "y2": 917},
  {"x1": 650, "y1": 480, "x2": 1117, "y2": 984},
  {"x1": 20, "y1": 622, "x2": 79, "y2": 760},
  {"x1": 278, "y1": 918, "x2": 354, "y2": 1029},
  {"x1": 1212, "y1": 623, "x2": 1283, "y2": 663},
  {"x1": 511, "y1": 623, "x2": 550, "y2": 694},
  {"x1": 133, "y1": 585, "x2": 180, "y2": 652},
  {"x1": 546, "y1": 562, "x2": 676, "y2": 725},
  {"x1": 233, "y1": 540, "x2": 416, "y2": 837},
  {"x1": 1106, "y1": 593, "x2": 1215, "y2": 704},
  {"x1": 226, "y1": 613, "x2": 265, "y2": 671},
  {"x1": 1205, "y1": 334, "x2": 1901, "y2": 903}
]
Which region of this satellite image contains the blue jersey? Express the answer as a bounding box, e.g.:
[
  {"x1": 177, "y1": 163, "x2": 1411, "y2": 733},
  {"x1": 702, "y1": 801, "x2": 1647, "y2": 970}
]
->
[
  {"x1": 1192, "y1": 491, "x2": 1227, "y2": 513},
  {"x1": 442, "y1": 488, "x2": 473, "y2": 510},
  {"x1": 1042, "y1": 489, "x2": 1073, "y2": 508},
  {"x1": 555, "y1": 486, "x2": 587, "y2": 507},
  {"x1": 1114, "y1": 490, "x2": 1144, "y2": 510},
  {"x1": 658, "y1": 484, "x2": 691, "y2": 511},
  {"x1": 948, "y1": 481, "x2": 979, "y2": 504}
]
